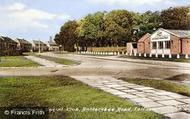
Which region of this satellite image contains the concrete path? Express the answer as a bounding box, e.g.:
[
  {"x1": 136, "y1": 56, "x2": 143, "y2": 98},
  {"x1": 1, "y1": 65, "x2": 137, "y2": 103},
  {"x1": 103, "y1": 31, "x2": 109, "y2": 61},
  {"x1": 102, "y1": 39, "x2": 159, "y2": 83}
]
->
[
  {"x1": 71, "y1": 76, "x2": 190, "y2": 119},
  {"x1": 25, "y1": 56, "x2": 66, "y2": 68}
]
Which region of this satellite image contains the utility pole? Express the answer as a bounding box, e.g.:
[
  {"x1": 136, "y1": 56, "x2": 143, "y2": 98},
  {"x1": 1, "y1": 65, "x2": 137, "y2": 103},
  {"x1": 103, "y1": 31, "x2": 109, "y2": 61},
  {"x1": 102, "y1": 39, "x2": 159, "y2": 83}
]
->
[{"x1": 38, "y1": 39, "x2": 41, "y2": 53}]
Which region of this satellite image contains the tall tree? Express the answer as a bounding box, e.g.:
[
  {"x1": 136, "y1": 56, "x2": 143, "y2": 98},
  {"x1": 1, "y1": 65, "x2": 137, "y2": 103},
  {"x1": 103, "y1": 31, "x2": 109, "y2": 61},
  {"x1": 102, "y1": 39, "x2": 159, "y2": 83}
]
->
[
  {"x1": 132, "y1": 11, "x2": 161, "y2": 40},
  {"x1": 54, "y1": 33, "x2": 61, "y2": 45},
  {"x1": 77, "y1": 12, "x2": 106, "y2": 48},
  {"x1": 55, "y1": 20, "x2": 78, "y2": 52},
  {"x1": 104, "y1": 10, "x2": 133, "y2": 46},
  {"x1": 161, "y1": 6, "x2": 190, "y2": 30},
  {"x1": 139, "y1": 11, "x2": 161, "y2": 33}
]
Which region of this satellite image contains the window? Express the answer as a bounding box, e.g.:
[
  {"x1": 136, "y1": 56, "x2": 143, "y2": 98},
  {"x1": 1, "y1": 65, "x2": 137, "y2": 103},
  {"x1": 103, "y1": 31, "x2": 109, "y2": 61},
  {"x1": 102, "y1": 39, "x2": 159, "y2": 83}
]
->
[
  {"x1": 158, "y1": 41, "x2": 163, "y2": 49},
  {"x1": 165, "y1": 41, "x2": 171, "y2": 49},
  {"x1": 152, "y1": 42, "x2": 157, "y2": 49}
]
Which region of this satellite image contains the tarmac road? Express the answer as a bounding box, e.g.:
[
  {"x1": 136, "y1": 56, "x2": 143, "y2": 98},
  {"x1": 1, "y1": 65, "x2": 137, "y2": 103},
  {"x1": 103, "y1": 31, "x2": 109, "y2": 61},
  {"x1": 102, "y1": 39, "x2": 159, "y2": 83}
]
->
[{"x1": 1, "y1": 52, "x2": 190, "y2": 81}]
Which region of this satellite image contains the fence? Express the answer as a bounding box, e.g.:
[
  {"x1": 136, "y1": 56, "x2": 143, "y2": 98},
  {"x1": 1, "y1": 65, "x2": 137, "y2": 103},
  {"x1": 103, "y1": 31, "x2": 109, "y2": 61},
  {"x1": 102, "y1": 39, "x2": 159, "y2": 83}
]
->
[
  {"x1": 78, "y1": 51, "x2": 190, "y2": 59},
  {"x1": 87, "y1": 47, "x2": 127, "y2": 52}
]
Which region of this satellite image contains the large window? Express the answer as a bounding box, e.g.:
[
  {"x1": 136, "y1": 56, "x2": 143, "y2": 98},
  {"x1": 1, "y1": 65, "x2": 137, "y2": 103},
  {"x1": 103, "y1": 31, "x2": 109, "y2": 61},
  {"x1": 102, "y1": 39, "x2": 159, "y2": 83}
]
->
[
  {"x1": 152, "y1": 42, "x2": 157, "y2": 49},
  {"x1": 158, "y1": 41, "x2": 163, "y2": 49},
  {"x1": 165, "y1": 41, "x2": 171, "y2": 49}
]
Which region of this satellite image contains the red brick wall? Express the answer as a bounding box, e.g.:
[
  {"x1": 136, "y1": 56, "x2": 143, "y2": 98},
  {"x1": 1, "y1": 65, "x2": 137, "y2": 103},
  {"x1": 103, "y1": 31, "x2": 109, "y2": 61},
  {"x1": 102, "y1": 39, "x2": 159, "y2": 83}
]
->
[
  {"x1": 137, "y1": 34, "x2": 151, "y2": 54},
  {"x1": 170, "y1": 35, "x2": 181, "y2": 54},
  {"x1": 144, "y1": 37, "x2": 151, "y2": 54},
  {"x1": 137, "y1": 39, "x2": 151, "y2": 54},
  {"x1": 137, "y1": 42, "x2": 144, "y2": 54},
  {"x1": 182, "y1": 38, "x2": 190, "y2": 54}
]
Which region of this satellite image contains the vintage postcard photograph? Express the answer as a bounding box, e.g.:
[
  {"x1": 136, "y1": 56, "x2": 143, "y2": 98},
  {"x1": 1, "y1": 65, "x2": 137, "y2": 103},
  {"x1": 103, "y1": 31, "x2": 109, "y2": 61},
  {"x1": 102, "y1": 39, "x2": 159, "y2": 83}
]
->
[{"x1": 0, "y1": 0, "x2": 190, "y2": 119}]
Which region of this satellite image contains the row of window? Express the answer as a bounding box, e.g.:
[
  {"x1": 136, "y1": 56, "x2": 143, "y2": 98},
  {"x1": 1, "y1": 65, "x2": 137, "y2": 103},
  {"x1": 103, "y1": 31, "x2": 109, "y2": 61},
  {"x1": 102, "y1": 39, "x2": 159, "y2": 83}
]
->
[
  {"x1": 0, "y1": 42, "x2": 17, "y2": 50},
  {"x1": 152, "y1": 41, "x2": 171, "y2": 49}
]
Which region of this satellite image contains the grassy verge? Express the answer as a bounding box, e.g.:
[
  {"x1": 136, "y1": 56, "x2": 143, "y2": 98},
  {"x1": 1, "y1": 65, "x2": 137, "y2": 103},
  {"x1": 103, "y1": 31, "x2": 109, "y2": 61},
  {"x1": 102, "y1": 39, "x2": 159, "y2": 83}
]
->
[
  {"x1": 0, "y1": 76, "x2": 163, "y2": 119},
  {"x1": 0, "y1": 56, "x2": 40, "y2": 67},
  {"x1": 34, "y1": 54, "x2": 78, "y2": 65},
  {"x1": 119, "y1": 77, "x2": 190, "y2": 96},
  {"x1": 121, "y1": 55, "x2": 190, "y2": 63}
]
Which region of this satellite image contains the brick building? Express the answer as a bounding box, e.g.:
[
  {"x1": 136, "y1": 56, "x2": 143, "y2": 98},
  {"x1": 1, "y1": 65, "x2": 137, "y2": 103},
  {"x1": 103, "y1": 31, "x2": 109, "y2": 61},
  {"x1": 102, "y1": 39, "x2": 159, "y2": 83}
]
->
[
  {"x1": 47, "y1": 40, "x2": 59, "y2": 51},
  {"x1": 0, "y1": 36, "x2": 21, "y2": 56},
  {"x1": 31, "y1": 40, "x2": 49, "y2": 52},
  {"x1": 16, "y1": 38, "x2": 32, "y2": 52},
  {"x1": 137, "y1": 33, "x2": 151, "y2": 54},
  {"x1": 136, "y1": 28, "x2": 190, "y2": 57}
]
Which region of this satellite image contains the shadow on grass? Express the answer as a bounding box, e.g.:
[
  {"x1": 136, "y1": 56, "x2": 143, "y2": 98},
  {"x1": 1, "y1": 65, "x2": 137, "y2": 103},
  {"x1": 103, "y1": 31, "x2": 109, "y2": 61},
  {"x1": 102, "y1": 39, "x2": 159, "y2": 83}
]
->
[{"x1": 165, "y1": 74, "x2": 190, "y2": 81}]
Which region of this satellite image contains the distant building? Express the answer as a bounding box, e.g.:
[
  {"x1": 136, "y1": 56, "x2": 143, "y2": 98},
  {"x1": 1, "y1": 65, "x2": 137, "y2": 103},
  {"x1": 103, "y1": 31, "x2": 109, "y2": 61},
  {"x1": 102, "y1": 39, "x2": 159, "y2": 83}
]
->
[
  {"x1": 16, "y1": 38, "x2": 32, "y2": 52},
  {"x1": 47, "y1": 39, "x2": 59, "y2": 51},
  {"x1": 0, "y1": 36, "x2": 21, "y2": 56},
  {"x1": 137, "y1": 28, "x2": 190, "y2": 55},
  {"x1": 31, "y1": 40, "x2": 49, "y2": 52}
]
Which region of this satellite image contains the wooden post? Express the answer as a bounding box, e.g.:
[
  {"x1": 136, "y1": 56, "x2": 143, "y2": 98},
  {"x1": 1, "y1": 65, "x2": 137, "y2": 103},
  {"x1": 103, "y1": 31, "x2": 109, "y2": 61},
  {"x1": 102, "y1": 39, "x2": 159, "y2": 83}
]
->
[
  {"x1": 177, "y1": 54, "x2": 180, "y2": 59},
  {"x1": 185, "y1": 54, "x2": 189, "y2": 59},
  {"x1": 169, "y1": 54, "x2": 172, "y2": 58},
  {"x1": 162, "y1": 54, "x2": 165, "y2": 58},
  {"x1": 144, "y1": 53, "x2": 147, "y2": 57},
  {"x1": 155, "y1": 54, "x2": 158, "y2": 58}
]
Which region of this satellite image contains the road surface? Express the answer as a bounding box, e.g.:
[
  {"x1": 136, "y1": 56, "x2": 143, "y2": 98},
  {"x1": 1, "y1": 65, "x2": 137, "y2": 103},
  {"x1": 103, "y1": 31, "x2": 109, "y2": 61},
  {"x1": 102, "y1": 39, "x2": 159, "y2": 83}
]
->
[{"x1": 1, "y1": 52, "x2": 190, "y2": 81}]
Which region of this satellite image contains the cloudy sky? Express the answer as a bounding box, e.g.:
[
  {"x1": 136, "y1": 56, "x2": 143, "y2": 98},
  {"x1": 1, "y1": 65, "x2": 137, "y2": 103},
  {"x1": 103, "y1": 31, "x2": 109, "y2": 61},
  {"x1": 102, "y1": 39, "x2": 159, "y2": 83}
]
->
[{"x1": 0, "y1": 0, "x2": 189, "y2": 41}]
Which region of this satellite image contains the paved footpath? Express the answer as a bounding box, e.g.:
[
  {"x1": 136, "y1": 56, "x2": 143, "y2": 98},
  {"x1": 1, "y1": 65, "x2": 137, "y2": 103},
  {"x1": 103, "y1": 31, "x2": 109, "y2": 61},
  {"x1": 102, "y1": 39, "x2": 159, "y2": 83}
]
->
[
  {"x1": 25, "y1": 56, "x2": 66, "y2": 68},
  {"x1": 71, "y1": 76, "x2": 190, "y2": 119}
]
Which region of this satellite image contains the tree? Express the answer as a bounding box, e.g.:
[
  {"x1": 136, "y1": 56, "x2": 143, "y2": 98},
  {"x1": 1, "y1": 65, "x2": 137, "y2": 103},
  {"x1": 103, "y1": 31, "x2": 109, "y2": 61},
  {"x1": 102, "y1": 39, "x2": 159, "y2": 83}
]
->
[
  {"x1": 56, "y1": 20, "x2": 78, "y2": 52},
  {"x1": 161, "y1": 6, "x2": 190, "y2": 30},
  {"x1": 140, "y1": 11, "x2": 161, "y2": 33},
  {"x1": 104, "y1": 10, "x2": 133, "y2": 46},
  {"x1": 132, "y1": 11, "x2": 161, "y2": 40},
  {"x1": 54, "y1": 33, "x2": 60, "y2": 45},
  {"x1": 77, "y1": 12, "x2": 106, "y2": 48}
]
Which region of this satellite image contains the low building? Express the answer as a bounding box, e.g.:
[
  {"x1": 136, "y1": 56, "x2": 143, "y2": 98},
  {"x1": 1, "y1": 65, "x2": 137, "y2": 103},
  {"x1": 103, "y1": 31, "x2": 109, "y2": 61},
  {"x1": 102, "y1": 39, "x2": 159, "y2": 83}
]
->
[
  {"x1": 47, "y1": 40, "x2": 59, "y2": 51},
  {"x1": 0, "y1": 36, "x2": 21, "y2": 56},
  {"x1": 31, "y1": 40, "x2": 49, "y2": 52},
  {"x1": 137, "y1": 33, "x2": 151, "y2": 54},
  {"x1": 16, "y1": 38, "x2": 32, "y2": 52},
  {"x1": 136, "y1": 28, "x2": 190, "y2": 57}
]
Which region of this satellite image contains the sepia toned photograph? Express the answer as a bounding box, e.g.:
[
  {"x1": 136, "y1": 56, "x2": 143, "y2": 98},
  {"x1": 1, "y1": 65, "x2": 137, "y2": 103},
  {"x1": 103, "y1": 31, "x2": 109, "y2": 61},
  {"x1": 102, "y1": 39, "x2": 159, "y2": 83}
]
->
[{"x1": 0, "y1": 0, "x2": 190, "y2": 119}]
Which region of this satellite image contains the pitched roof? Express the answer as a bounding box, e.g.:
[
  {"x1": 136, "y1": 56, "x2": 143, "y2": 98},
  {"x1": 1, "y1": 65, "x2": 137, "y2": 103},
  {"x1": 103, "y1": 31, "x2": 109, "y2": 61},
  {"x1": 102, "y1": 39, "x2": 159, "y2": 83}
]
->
[
  {"x1": 17, "y1": 38, "x2": 31, "y2": 44},
  {"x1": 33, "y1": 40, "x2": 46, "y2": 45},
  {"x1": 167, "y1": 30, "x2": 190, "y2": 38},
  {"x1": 138, "y1": 33, "x2": 151, "y2": 42},
  {"x1": 0, "y1": 37, "x2": 4, "y2": 41},
  {"x1": 157, "y1": 28, "x2": 190, "y2": 38},
  {"x1": 0, "y1": 36, "x2": 17, "y2": 43}
]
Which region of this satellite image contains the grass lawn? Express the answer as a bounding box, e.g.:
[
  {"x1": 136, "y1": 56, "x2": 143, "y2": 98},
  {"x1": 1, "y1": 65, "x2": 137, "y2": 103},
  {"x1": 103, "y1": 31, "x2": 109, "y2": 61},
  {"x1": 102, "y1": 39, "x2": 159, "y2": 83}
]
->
[
  {"x1": 34, "y1": 54, "x2": 78, "y2": 65},
  {"x1": 121, "y1": 55, "x2": 190, "y2": 63},
  {"x1": 119, "y1": 78, "x2": 190, "y2": 97},
  {"x1": 0, "y1": 76, "x2": 164, "y2": 119},
  {"x1": 185, "y1": 84, "x2": 190, "y2": 89},
  {"x1": 0, "y1": 56, "x2": 40, "y2": 67}
]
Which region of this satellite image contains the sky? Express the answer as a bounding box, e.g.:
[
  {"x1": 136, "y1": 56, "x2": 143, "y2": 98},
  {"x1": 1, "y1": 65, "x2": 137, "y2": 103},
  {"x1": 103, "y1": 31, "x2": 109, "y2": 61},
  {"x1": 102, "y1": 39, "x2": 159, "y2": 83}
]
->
[{"x1": 0, "y1": 0, "x2": 189, "y2": 41}]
